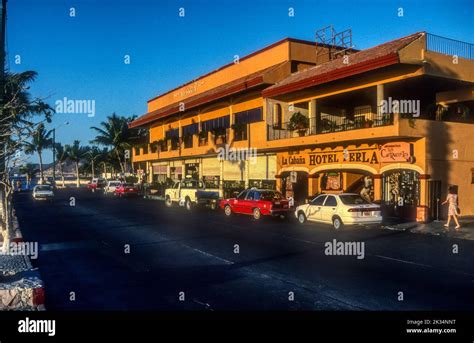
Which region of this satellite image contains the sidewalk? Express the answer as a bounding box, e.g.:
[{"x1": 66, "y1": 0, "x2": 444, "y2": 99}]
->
[
  {"x1": 0, "y1": 217, "x2": 45, "y2": 310},
  {"x1": 383, "y1": 216, "x2": 474, "y2": 241}
]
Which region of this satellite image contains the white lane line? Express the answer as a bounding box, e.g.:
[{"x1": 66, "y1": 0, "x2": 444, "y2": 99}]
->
[
  {"x1": 373, "y1": 254, "x2": 433, "y2": 268},
  {"x1": 179, "y1": 242, "x2": 234, "y2": 265}
]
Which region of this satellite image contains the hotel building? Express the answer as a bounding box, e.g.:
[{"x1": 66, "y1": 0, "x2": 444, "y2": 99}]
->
[{"x1": 129, "y1": 32, "x2": 474, "y2": 221}]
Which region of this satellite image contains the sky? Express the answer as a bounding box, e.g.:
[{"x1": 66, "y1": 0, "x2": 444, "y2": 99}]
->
[{"x1": 6, "y1": 0, "x2": 474, "y2": 163}]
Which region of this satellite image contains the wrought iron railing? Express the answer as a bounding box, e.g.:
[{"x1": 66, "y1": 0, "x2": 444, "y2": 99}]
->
[
  {"x1": 426, "y1": 33, "x2": 473, "y2": 60},
  {"x1": 267, "y1": 108, "x2": 395, "y2": 141}
]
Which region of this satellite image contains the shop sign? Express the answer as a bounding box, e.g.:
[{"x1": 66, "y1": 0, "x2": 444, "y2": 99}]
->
[{"x1": 380, "y1": 142, "x2": 412, "y2": 162}]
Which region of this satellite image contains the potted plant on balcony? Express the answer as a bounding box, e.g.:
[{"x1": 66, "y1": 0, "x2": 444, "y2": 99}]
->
[
  {"x1": 363, "y1": 119, "x2": 374, "y2": 128},
  {"x1": 211, "y1": 127, "x2": 227, "y2": 144},
  {"x1": 287, "y1": 112, "x2": 309, "y2": 136}
]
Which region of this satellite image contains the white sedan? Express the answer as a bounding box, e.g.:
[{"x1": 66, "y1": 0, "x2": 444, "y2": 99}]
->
[
  {"x1": 104, "y1": 180, "x2": 122, "y2": 195},
  {"x1": 32, "y1": 184, "x2": 55, "y2": 201},
  {"x1": 295, "y1": 193, "x2": 382, "y2": 230}
]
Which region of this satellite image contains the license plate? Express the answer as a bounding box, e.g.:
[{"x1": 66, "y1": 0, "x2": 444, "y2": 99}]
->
[
  {"x1": 274, "y1": 201, "x2": 280, "y2": 205},
  {"x1": 363, "y1": 211, "x2": 371, "y2": 216}
]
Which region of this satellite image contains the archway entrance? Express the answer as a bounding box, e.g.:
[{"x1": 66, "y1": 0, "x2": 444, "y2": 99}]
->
[{"x1": 280, "y1": 171, "x2": 308, "y2": 204}]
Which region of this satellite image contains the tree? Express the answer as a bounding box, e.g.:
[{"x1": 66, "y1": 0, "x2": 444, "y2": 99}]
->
[
  {"x1": 0, "y1": 70, "x2": 53, "y2": 252},
  {"x1": 23, "y1": 123, "x2": 53, "y2": 183},
  {"x1": 65, "y1": 140, "x2": 89, "y2": 188},
  {"x1": 84, "y1": 146, "x2": 107, "y2": 179},
  {"x1": 90, "y1": 113, "x2": 139, "y2": 173},
  {"x1": 54, "y1": 142, "x2": 68, "y2": 188},
  {"x1": 19, "y1": 163, "x2": 39, "y2": 189}
]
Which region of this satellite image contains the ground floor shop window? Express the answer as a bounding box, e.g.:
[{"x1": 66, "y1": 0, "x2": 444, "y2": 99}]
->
[
  {"x1": 320, "y1": 172, "x2": 342, "y2": 191},
  {"x1": 382, "y1": 169, "x2": 420, "y2": 218},
  {"x1": 223, "y1": 180, "x2": 245, "y2": 199},
  {"x1": 170, "y1": 166, "x2": 182, "y2": 181},
  {"x1": 203, "y1": 176, "x2": 220, "y2": 189},
  {"x1": 185, "y1": 163, "x2": 199, "y2": 179},
  {"x1": 280, "y1": 171, "x2": 308, "y2": 204},
  {"x1": 248, "y1": 179, "x2": 276, "y2": 190}
]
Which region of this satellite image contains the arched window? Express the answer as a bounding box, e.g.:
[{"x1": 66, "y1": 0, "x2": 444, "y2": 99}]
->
[{"x1": 273, "y1": 103, "x2": 282, "y2": 128}]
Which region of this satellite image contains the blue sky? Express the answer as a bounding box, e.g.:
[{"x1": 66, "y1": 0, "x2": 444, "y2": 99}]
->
[{"x1": 7, "y1": 0, "x2": 474, "y2": 163}]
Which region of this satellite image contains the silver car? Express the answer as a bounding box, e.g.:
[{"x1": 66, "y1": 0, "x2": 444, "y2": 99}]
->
[{"x1": 32, "y1": 184, "x2": 55, "y2": 201}]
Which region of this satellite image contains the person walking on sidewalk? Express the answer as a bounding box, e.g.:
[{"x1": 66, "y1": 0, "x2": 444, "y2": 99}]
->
[{"x1": 442, "y1": 186, "x2": 461, "y2": 231}]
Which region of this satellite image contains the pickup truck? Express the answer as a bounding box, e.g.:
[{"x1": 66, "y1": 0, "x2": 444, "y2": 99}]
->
[{"x1": 165, "y1": 179, "x2": 221, "y2": 210}]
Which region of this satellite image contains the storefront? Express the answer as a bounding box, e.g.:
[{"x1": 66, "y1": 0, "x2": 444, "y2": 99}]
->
[{"x1": 275, "y1": 141, "x2": 427, "y2": 220}]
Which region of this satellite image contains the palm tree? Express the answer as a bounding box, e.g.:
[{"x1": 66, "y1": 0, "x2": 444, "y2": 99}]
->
[
  {"x1": 65, "y1": 141, "x2": 89, "y2": 188},
  {"x1": 54, "y1": 143, "x2": 69, "y2": 188},
  {"x1": 19, "y1": 163, "x2": 39, "y2": 190},
  {"x1": 84, "y1": 147, "x2": 107, "y2": 179},
  {"x1": 90, "y1": 113, "x2": 136, "y2": 173},
  {"x1": 23, "y1": 123, "x2": 53, "y2": 183}
]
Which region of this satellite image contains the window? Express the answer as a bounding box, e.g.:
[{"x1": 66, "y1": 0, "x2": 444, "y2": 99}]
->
[
  {"x1": 471, "y1": 169, "x2": 474, "y2": 184},
  {"x1": 150, "y1": 143, "x2": 158, "y2": 153},
  {"x1": 339, "y1": 194, "x2": 370, "y2": 205},
  {"x1": 166, "y1": 129, "x2": 180, "y2": 150},
  {"x1": 182, "y1": 123, "x2": 198, "y2": 149},
  {"x1": 311, "y1": 195, "x2": 326, "y2": 206},
  {"x1": 201, "y1": 116, "x2": 230, "y2": 132},
  {"x1": 246, "y1": 191, "x2": 256, "y2": 200},
  {"x1": 134, "y1": 147, "x2": 140, "y2": 155},
  {"x1": 142, "y1": 145, "x2": 148, "y2": 154},
  {"x1": 237, "y1": 190, "x2": 248, "y2": 200},
  {"x1": 233, "y1": 108, "x2": 263, "y2": 141},
  {"x1": 324, "y1": 196, "x2": 337, "y2": 207}
]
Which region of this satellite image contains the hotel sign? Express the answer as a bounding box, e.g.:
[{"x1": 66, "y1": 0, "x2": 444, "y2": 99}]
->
[
  {"x1": 281, "y1": 148, "x2": 379, "y2": 167},
  {"x1": 173, "y1": 80, "x2": 206, "y2": 99}
]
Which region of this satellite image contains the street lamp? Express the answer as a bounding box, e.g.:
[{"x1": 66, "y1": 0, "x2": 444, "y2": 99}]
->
[{"x1": 52, "y1": 121, "x2": 69, "y2": 182}]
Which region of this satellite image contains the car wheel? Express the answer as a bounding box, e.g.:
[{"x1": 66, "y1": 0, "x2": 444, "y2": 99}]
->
[
  {"x1": 224, "y1": 205, "x2": 232, "y2": 216},
  {"x1": 297, "y1": 211, "x2": 306, "y2": 224},
  {"x1": 165, "y1": 196, "x2": 173, "y2": 207},
  {"x1": 332, "y1": 216, "x2": 344, "y2": 230},
  {"x1": 185, "y1": 198, "x2": 192, "y2": 211},
  {"x1": 252, "y1": 208, "x2": 261, "y2": 220}
]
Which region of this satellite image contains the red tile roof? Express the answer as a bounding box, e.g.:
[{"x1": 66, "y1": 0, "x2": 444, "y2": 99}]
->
[{"x1": 262, "y1": 32, "x2": 425, "y2": 98}]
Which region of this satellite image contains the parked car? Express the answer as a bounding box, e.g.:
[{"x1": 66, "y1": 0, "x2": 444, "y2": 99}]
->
[
  {"x1": 114, "y1": 183, "x2": 140, "y2": 197},
  {"x1": 294, "y1": 193, "x2": 382, "y2": 230},
  {"x1": 87, "y1": 177, "x2": 107, "y2": 192},
  {"x1": 104, "y1": 180, "x2": 122, "y2": 195},
  {"x1": 220, "y1": 188, "x2": 290, "y2": 220},
  {"x1": 165, "y1": 179, "x2": 221, "y2": 210},
  {"x1": 32, "y1": 184, "x2": 54, "y2": 202}
]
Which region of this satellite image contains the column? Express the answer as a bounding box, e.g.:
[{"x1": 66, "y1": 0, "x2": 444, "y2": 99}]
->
[
  {"x1": 373, "y1": 174, "x2": 382, "y2": 202},
  {"x1": 309, "y1": 99, "x2": 317, "y2": 134},
  {"x1": 229, "y1": 104, "x2": 234, "y2": 142},
  {"x1": 376, "y1": 84, "x2": 384, "y2": 118}
]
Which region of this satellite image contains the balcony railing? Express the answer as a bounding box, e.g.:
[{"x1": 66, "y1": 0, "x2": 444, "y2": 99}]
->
[
  {"x1": 267, "y1": 109, "x2": 394, "y2": 141},
  {"x1": 426, "y1": 33, "x2": 474, "y2": 60}
]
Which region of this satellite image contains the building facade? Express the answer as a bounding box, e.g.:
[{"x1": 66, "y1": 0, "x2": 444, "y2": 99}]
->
[{"x1": 130, "y1": 32, "x2": 474, "y2": 221}]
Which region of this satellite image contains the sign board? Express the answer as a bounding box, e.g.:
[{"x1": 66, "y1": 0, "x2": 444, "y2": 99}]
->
[{"x1": 380, "y1": 142, "x2": 412, "y2": 163}]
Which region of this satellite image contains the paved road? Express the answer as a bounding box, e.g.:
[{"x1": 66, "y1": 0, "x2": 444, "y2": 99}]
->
[{"x1": 14, "y1": 189, "x2": 474, "y2": 310}]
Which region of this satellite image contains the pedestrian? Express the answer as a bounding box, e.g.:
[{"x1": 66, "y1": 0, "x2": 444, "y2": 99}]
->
[{"x1": 441, "y1": 185, "x2": 461, "y2": 231}]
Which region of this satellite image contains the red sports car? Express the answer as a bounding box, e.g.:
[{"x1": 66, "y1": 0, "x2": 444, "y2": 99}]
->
[
  {"x1": 114, "y1": 183, "x2": 140, "y2": 197},
  {"x1": 220, "y1": 189, "x2": 290, "y2": 220}
]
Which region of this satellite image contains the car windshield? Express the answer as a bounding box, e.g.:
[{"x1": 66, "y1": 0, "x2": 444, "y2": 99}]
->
[
  {"x1": 339, "y1": 194, "x2": 370, "y2": 205},
  {"x1": 36, "y1": 186, "x2": 51, "y2": 191},
  {"x1": 123, "y1": 183, "x2": 134, "y2": 187},
  {"x1": 260, "y1": 191, "x2": 282, "y2": 201}
]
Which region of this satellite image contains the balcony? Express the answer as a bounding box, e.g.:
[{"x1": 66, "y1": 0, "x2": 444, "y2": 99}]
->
[{"x1": 267, "y1": 107, "x2": 394, "y2": 141}]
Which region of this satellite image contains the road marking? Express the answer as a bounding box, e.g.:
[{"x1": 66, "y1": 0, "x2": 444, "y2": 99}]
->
[
  {"x1": 178, "y1": 243, "x2": 234, "y2": 265},
  {"x1": 373, "y1": 254, "x2": 433, "y2": 268}
]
